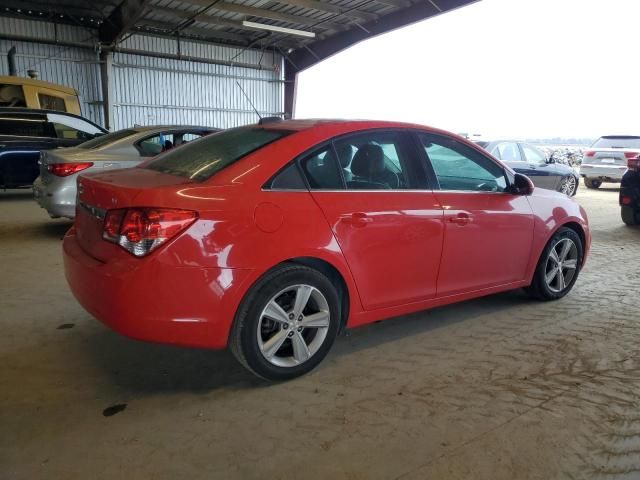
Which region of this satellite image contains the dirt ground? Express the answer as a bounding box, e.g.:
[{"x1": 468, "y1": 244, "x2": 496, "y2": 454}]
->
[{"x1": 1, "y1": 184, "x2": 639, "y2": 480}]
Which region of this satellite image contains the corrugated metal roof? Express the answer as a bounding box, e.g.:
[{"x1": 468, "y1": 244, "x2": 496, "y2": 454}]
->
[{"x1": 0, "y1": 0, "x2": 475, "y2": 52}]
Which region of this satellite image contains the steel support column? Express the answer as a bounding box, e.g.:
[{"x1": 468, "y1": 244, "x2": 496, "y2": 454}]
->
[{"x1": 99, "y1": 50, "x2": 114, "y2": 131}]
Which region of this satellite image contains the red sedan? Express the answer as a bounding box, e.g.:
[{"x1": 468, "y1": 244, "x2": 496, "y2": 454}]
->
[{"x1": 63, "y1": 119, "x2": 590, "y2": 380}]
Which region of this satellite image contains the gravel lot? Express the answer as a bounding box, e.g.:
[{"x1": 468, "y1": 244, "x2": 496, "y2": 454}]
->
[{"x1": 1, "y1": 184, "x2": 639, "y2": 480}]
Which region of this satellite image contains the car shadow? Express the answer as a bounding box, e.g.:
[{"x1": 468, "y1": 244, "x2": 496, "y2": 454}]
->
[
  {"x1": 82, "y1": 290, "x2": 530, "y2": 394},
  {"x1": 0, "y1": 189, "x2": 33, "y2": 201},
  {"x1": 0, "y1": 219, "x2": 72, "y2": 240}
]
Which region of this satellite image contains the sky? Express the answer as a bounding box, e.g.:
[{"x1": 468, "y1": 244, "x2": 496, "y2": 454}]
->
[{"x1": 296, "y1": 0, "x2": 640, "y2": 139}]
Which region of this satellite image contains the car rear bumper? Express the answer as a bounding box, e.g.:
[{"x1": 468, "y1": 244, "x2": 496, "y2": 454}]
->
[
  {"x1": 579, "y1": 165, "x2": 626, "y2": 182},
  {"x1": 33, "y1": 176, "x2": 77, "y2": 219},
  {"x1": 62, "y1": 229, "x2": 253, "y2": 349}
]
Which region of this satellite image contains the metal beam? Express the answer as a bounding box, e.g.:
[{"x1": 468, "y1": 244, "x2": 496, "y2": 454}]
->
[
  {"x1": 185, "y1": 0, "x2": 345, "y2": 31},
  {"x1": 135, "y1": 18, "x2": 250, "y2": 44},
  {"x1": 288, "y1": 0, "x2": 479, "y2": 72},
  {"x1": 273, "y1": 0, "x2": 378, "y2": 22},
  {"x1": 99, "y1": 0, "x2": 152, "y2": 45}
]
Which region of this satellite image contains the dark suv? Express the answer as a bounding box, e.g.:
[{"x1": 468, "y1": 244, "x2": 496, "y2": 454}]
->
[
  {"x1": 620, "y1": 153, "x2": 640, "y2": 225},
  {"x1": 0, "y1": 108, "x2": 105, "y2": 188}
]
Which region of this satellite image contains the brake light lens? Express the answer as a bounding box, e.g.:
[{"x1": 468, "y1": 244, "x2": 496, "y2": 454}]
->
[
  {"x1": 624, "y1": 152, "x2": 640, "y2": 159},
  {"x1": 627, "y1": 154, "x2": 640, "y2": 171},
  {"x1": 102, "y1": 207, "x2": 197, "y2": 257},
  {"x1": 584, "y1": 151, "x2": 596, "y2": 157},
  {"x1": 47, "y1": 162, "x2": 94, "y2": 177}
]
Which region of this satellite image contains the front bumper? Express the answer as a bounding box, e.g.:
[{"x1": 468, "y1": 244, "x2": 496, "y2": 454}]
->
[
  {"x1": 63, "y1": 229, "x2": 253, "y2": 349},
  {"x1": 580, "y1": 165, "x2": 627, "y2": 182},
  {"x1": 33, "y1": 176, "x2": 77, "y2": 219}
]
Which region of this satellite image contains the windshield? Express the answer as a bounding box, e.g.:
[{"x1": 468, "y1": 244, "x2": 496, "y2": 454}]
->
[
  {"x1": 144, "y1": 126, "x2": 293, "y2": 181},
  {"x1": 592, "y1": 136, "x2": 640, "y2": 149},
  {"x1": 77, "y1": 129, "x2": 137, "y2": 149}
]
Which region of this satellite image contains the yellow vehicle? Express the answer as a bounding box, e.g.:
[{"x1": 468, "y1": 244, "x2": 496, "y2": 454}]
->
[{"x1": 0, "y1": 76, "x2": 81, "y2": 115}]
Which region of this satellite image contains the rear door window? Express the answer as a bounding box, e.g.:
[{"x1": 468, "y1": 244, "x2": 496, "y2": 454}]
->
[
  {"x1": 301, "y1": 146, "x2": 344, "y2": 190},
  {"x1": 334, "y1": 131, "x2": 417, "y2": 190}
]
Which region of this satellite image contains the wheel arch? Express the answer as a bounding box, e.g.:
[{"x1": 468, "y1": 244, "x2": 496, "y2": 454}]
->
[
  {"x1": 555, "y1": 221, "x2": 588, "y2": 264},
  {"x1": 282, "y1": 256, "x2": 351, "y2": 332}
]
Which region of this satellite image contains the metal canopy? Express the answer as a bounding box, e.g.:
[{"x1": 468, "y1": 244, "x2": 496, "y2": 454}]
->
[{"x1": 0, "y1": 0, "x2": 479, "y2": 116}]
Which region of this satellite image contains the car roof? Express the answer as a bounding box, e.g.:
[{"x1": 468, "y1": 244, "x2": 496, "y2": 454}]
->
[
  {"x1": 129, "y1": 125, "x2": 218, "y2": 133},
  {"x1": 0, "y1": 107, "x2": 107, "y2": 132},
  {"x1": 253, "y1": 118, "x2": 453, "y2": 137}
]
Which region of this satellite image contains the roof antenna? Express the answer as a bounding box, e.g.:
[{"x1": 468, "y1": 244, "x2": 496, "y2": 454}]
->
[{"x1": 236, "y1": 80, "x2": 262, "y2": 121}]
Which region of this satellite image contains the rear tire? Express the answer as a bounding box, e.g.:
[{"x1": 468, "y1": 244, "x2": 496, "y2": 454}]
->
[
  {"x1": 621, "y1": 205, "x2": 638, "y2": 226},
  {"x1": 559, "y1": 175, "x2": 578, "y2": 196},
  {"x1": 230, "y1": 263, "x2": 341, "y2": 381},
  {"x1": 525, "y1": 227, "x2": 583, "y2": 301},
  {"x1": 584, "y1": 178, "x2": 602, "y2": 189}
]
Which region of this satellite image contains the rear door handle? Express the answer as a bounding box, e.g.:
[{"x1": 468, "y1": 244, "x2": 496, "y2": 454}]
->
[
  {"x1": 342, "y1": 212, "x2": 372, "y2": 227},
  {"x1": 449, "y1": 213, "x2": 472, "y2": 225}
]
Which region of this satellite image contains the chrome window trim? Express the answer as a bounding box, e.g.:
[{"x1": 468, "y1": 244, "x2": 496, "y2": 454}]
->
[{"x1": 262, "y1": 188, "x2": 513, "y2": 194}]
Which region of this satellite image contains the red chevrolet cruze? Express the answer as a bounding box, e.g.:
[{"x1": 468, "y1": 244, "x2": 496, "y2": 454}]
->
[{"x1": 63, "y1": 119, "x2": 590, "y2": 380}]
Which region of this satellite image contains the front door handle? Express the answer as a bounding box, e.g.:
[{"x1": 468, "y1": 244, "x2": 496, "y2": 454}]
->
[
  {"x1": 449, "y1": 213, "x2": 472, "y2": 225},
  {"x1": 342, "y1": 212, "x2": 372, "y2": 227}
]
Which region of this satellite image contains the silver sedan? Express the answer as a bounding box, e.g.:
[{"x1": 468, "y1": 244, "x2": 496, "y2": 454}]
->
[{"x1": 33, "y1": 125, "x2": 216, "y2": 218}]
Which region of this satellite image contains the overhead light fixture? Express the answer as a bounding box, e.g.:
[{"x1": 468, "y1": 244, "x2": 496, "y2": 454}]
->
[{"x1": 241, "y1": 20, "x2": 316, "y2": 38}]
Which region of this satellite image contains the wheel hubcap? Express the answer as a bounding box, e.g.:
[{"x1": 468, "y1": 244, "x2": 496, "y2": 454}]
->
[
  {"x1": 544, "y1": 238, "x2": 579, "y2": 293},
  {"x1": 257, "y1": 284, "x2": 330, "y2": 367}
]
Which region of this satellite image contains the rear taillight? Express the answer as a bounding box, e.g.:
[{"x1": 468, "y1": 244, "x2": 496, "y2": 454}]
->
[
  {"x1": 102, "y1": 207, "x2": 197, "y2": 257},
  {"x1": 584, "y1": 151, "x2": 596, "y2": 157},
  {"x1": 621, "y1": 195, "x2": 632, "y2": 205},
  {"x1": 624, "y1": 152, "x2": 640, "y2": 159},
  {"x1": 47, "y1": 162, "x2": 94, "y2": 177},
  {"x1": 627, "y1": 155, "x2": 640, "y2": 171}
]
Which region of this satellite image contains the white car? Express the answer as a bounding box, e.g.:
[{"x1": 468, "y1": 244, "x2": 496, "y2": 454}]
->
[
  {"x1": 581, "y1": 135, "x2": 640, "y2": 188},
  {"x1": 33, "y1": 125, "x2": 217, "y2": 218}
]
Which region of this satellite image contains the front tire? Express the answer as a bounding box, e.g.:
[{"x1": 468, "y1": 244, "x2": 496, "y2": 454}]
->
[
  {"x1": 525, "y1": 227, "x2": 583, "y2": 301},
  {"x1": 230, "y1": 264, "x2": 341, "y2": 381},
  {"x1": 584, "y1": 178, "x2": 602, "y2": 189},
  {"x1": 621, "y1": 205, "x2": 638, "y2": 226}
]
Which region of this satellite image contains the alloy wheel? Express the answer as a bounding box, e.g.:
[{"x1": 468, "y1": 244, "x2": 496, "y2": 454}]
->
[
  {"x1": 544, "y1": 238, "x2": 579, "y2": 293},
  {"x1": 560, "y1": 176, "x2": 577, "y2": 196},
  {"x1": 257, "y1": 284, "x2": 331, "y2": 367}
]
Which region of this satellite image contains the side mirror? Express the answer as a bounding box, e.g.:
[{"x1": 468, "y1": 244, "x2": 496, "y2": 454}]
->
[
  {"x1": 509, "y1": 173, "x2": 534, "y2": 195},
  {"x1": 546, "y1": 156, "x2": 555, "y2": 164}
]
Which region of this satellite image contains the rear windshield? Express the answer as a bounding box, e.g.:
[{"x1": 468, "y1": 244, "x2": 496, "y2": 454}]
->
[
  {"x1": 144, "y1": 126, "x2": 292, "y2": 181},
  {"x1": 592, "y1": 136, "x2": 640, "y2": 149},
  {"x1": 77, "y1": 129, "x2": 137, "y2": 149}
]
